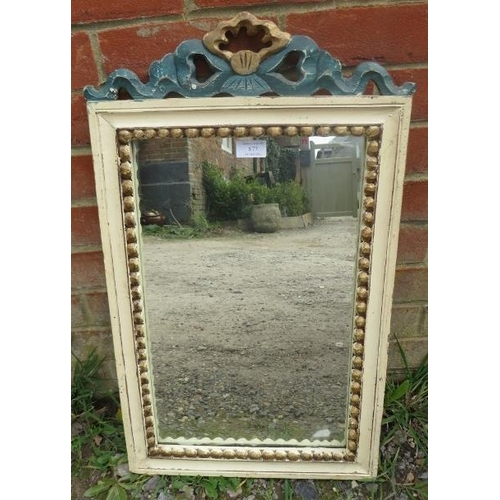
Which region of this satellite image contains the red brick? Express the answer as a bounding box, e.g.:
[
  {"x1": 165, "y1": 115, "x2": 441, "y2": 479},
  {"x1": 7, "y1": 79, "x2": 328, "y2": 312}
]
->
[
  {"x1": 387, "y1": 337, "x2": 427, "y2": 373},
  {"x1": 286, "y1": 4, "x2": 427, "y2": 66},
  {"x1": 390, "y1": 68, "x2": 428, "y2": 122},
  {"x1": 406, "y1": 127, "x2": 428, "y2": 176},
  {"x1": 84, "y1": 292, "x2": 111, "y2": 326},
  {"x1": 72, "y1": 206, "x2": 102, "y2": 248},
  {"x1": 71, "y1": 32, "x2": 99, "y2": 90},
  {"x1": 71, "y1": 329, "x2": 117, "y2": 383},
  {"x1": 196, "y1": 0, "x2": 322, "y2": 6},
  {"x1": 71, "y1": 294, "x2": 86, "y2": 328},
  {"x1": 421, "y1": 305, "x2": 428, "y2": 336},
  {"x1": 390, "y1": 304, "x2": 422, "y2": 339},
  {"x1": 397, "y1": 224, "x2": 427, "y2": 264},
  {"x1": 72, "y1": 93, "x2": 90, "y2": 146},
  {"x1": 72, "y1": 155, "x2": 97, "y2": 200},
  {"x1": 99, "y1": 21, "x2": 214, "y2": 82},
  {"x1": 71, "y1": 251, "x2": 107, "y2": 289},
  {"x1": 393, "y1": 267, "x2": 428, "y2": 303},
  {"x1": 72, "y1": 0, "x2": 183, "y2": 24},
  {"x1": 401, "y1": 180, "x2": 428, "y2": 221}
]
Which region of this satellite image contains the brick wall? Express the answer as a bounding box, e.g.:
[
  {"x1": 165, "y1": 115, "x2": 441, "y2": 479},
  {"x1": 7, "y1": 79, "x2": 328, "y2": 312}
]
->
[{"x1": 71, "y1": 1, "x2": 428, "y2": 377}]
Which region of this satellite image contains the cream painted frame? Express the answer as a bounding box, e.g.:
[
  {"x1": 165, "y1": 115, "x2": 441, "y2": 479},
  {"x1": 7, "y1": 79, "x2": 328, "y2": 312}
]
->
[{"x1": 87, "y1": 95, "x2": 412, "y2": 479}]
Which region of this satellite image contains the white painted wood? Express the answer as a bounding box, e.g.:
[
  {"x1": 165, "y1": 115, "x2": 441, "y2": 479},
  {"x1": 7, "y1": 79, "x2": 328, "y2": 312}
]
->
[{"x1": 86, "y1": 95, "x2": 412, "y2": 479}]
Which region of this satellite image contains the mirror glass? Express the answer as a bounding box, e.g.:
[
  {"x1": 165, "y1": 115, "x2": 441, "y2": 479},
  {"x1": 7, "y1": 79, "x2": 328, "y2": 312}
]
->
[{"x1": 133, "y1": 133, "x2": 365, "y2": 446}]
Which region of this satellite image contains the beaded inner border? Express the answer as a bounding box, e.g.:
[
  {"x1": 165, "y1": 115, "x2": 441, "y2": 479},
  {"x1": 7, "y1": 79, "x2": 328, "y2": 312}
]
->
[{"x1": 117, "y1": 123, "x2": 382, "y2": 463}]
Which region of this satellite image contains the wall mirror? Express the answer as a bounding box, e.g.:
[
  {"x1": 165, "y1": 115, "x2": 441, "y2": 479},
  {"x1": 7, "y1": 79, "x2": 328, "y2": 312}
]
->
[{"x1": 85, "y1": 12, "x2": 415, "y2": 479}]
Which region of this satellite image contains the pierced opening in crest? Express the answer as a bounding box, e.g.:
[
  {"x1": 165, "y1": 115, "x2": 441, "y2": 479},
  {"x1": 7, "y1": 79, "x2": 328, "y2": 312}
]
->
[
  {"x1": 220, "y1": 26, "x2": 272, "y2": 54},
  {"x1": 274, "y1": 51, "x2": 302, "y2": 82},
  {"x1": 193, "y1": 55, "x2": 216, "y2": 83}
]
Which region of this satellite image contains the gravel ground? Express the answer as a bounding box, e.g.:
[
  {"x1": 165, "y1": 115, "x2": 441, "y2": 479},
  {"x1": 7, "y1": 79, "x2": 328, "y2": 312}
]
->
[{"x1": 141, "y1": 218, "x2": 358, "y2": 445}]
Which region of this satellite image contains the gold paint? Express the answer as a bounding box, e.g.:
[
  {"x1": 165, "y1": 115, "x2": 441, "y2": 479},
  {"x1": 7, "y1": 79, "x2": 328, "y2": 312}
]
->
[
  {"x1": 123, "y1": 197, "x2": 135, "y2": 212},
  {"x1": 202, "y1": 12, "x2": 290, "y2": 75},
  {"x1": 363, "y1": 212, "x2": 374, "y2": 225},
  {"x1": 233, "y1": 127, "x2": 248, "y2": 137},
  {"x1": 284, "y1": 126, "x2": 298, "y2": 136},
  {"x1": 120, "y1": 161, "x2": 133, "y2": 179},
  {"x1": 127, "y1": 243, "x2": 138, "y2": 257},
  {"x1": 126, "y1": 228, "x2": 137, "y2": 243},
  {"x1": 359, "y1": 258, "x2": 370, "y2": 270},
  {"x1": 249, "y1": 126, "x2": 265, "y2": 136},
  {"x1": 363, "y1": 197, "x2": 375, "y2": 210},
  {"x1": 197, "y1": 448, "x2": 211, "y2": 458},
  {"x1": 157, "y1": 128, "x2": 170, "y2": 138},
  {"x1": 185, "y1": 128, "x2": 200, "y2": 138},
  {"x1": 365, "y1": 126, "x2": 381, "y2": 138},
  {"x1": 355, "y1": 316, "x2": 365, "y2": 328},
  {"x1": 118, "y1": 130, "x2": 133, "y2": 143},
  {"x1": 129, "y1": 258, "x2": 140, "y2": 272},
  {"x1": 121, "y1": 180, "x2": 134, "y2": 196},
  {"x1": 357, "y1": 271, "x2": 369, "y2": 285},
  {"x1": 364, "y1": 183, "x2": 376, "y2": 195},
  {"x1": 266, "y1": 126, "x2": 283, "y2": 137},
  {"x1": 349, "y1": 418, "x2": 359, "y2": 429},
  {"x1": 235, "y1": 449, "x2": 248, "y2": 459},
  {"x1": 350, "y1": 126, "x2": 365, "y2": 136},
  {"x1": 366, "y1": 156, "x2": 378, "y2": 169},
  {"x1": 367, "y1": 140, "x2": 379, "y2": 154},
  {"x1": 223, "y1": 449, "x2": 236, "y2": 459},
  {"x1": 333, "y1": 126, "x2": 349, "y2": 135},
  {"x1": 299, "y1": 126, "x2": 314, "y2": 136},
  {"x1": 217, "y1": 127, "x2": 231, "y2": 137},
  {"x1": 316, "y1": 126, "x2": 331, "y2": 136},
  {"x1": 248, "y1": 449, "x2": 262, "y2": 460},
  {"x1": 353, "y1": 343, "x2": 364, "y2": 355},
  {"x1": 353, "y1": 356, "x2": 363, "y2": 369},
  {"x1": 201, "y1": 127, "x2": 216, "y2": 138},
  {"x1": 170, "y1": 128, "x2": 184, "y2": 138},
  {"x1": 356, "y1": 302, "x2": 367, "y2": 315},
  {"x1": 230, "y1": 50, "x2": 260, "y2": 75},
  {"x1": 144, "y1": 129, "x2": 157, "y2": 139},
  {"x1": 361, "y1": 226, "x2": 373, "y2": 241},
  {"x1": 124, "y1": 212, "x2": 136, "y2": 228},
  {"x1": 119, "y1": 145, "x2": 131, "y2": 161},
  {"x1": 351, "y1": 381, "x2": 362, "y2": 394}
]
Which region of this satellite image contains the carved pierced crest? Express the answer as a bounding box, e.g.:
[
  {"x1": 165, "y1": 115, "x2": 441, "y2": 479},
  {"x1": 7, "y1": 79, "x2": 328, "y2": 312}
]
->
[{"x1": 84, "y1": 12, "x2": 416, "y2": 101}]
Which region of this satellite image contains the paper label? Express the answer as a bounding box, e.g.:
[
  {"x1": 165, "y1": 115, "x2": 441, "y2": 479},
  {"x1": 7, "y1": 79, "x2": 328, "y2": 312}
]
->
[{"x1": 235, "y1": 139, "x2": 267, "y2": 158}]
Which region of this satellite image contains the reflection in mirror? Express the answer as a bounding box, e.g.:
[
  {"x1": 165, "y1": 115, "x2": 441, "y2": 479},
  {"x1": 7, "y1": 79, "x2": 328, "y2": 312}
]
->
[{"x1": 133, "y1": 133, "x2": 365, "y2": 446}]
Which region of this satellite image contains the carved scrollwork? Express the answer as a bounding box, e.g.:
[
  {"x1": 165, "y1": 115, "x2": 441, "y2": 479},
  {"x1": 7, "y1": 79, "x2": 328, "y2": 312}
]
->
[{"x1": 84, "y1": 13, "x2": 415, "y2": 100}]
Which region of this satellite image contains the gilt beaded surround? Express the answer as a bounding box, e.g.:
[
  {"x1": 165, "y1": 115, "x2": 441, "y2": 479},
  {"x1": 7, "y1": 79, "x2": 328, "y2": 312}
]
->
[{"x1": 84, "y1": 12, "x2": 415, "y2": 465}]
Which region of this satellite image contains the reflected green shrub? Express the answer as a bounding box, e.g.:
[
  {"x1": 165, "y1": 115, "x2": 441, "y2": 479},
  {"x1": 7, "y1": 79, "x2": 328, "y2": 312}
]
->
[{"x1": 201, "y1": 160, "x2": 309, "y2": 221}]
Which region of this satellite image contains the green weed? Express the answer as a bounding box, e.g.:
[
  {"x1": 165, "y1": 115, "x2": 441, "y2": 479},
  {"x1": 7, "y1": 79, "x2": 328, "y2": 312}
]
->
[
  {"x1": 73, "y1": 344, "x2": 427, "y2": 500},
  {"x1": 71, "y1": 349, "x2": 125, "y2": 474}
]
